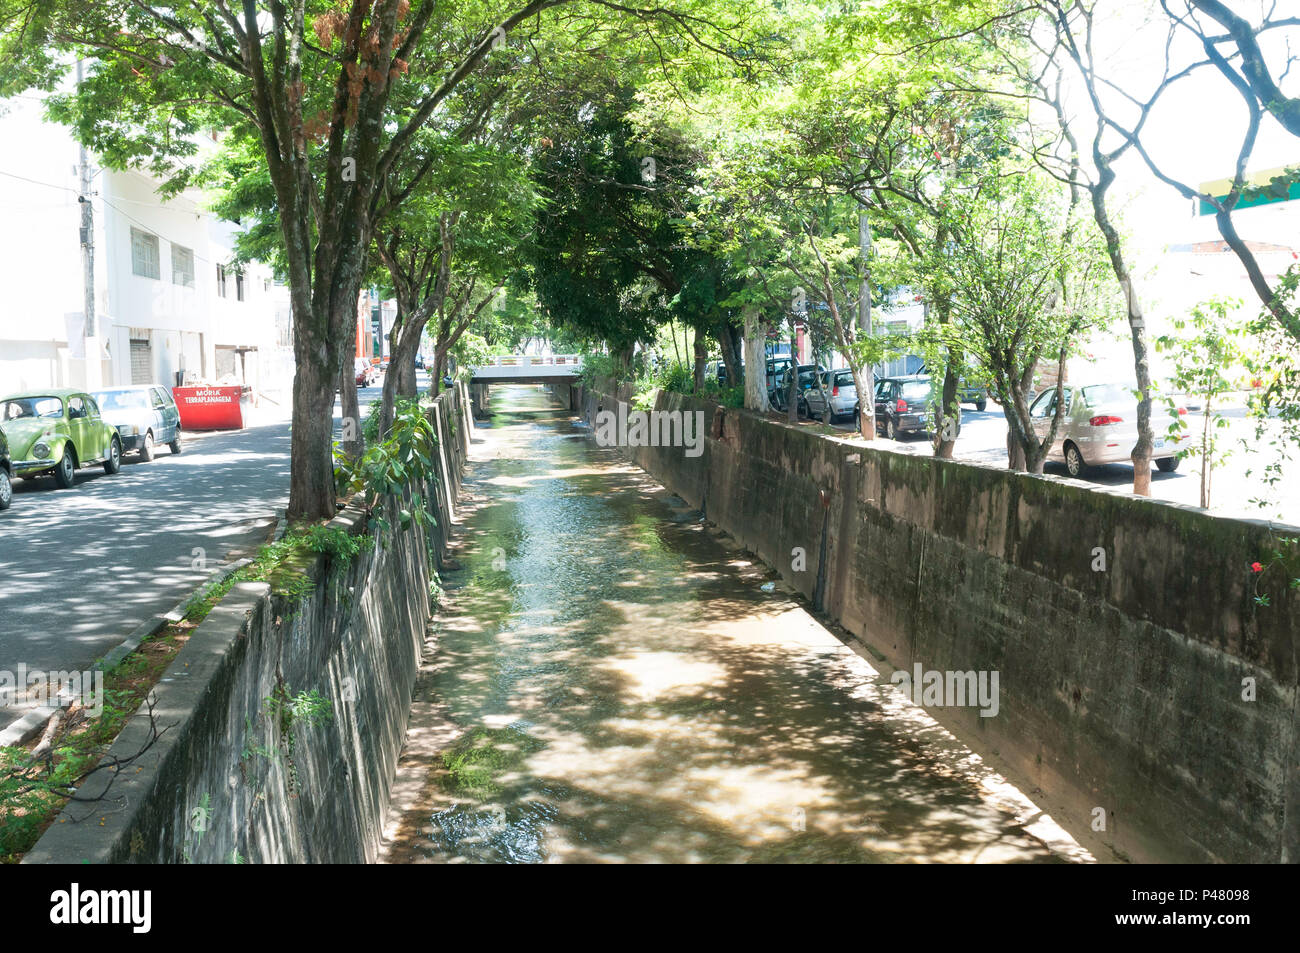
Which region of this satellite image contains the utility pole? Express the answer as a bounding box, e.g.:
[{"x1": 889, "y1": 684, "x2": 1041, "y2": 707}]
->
[
  {"x1": 858, "y1": 209, "x2": 875, "y2": 438},
  {"x1": 77, "y1": 59, "x2": 101, "y2": 389}
]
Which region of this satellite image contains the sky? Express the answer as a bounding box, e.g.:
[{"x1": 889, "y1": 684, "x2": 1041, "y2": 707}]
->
[{"x1": 1065, "y1": 1, "x2": 1299, "y2": 253}]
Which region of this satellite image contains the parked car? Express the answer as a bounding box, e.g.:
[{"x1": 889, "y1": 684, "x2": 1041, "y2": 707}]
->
[
  {"x1": 91, "y1": 385, "x2": 182, "y2": 461},
  {"x1": 765, "y1": 356, "x2": 793, "y2": 392},
  {"x1": 0, "y1": 390, "x2": 122, "y2": 488},
  {"x1": 714, "y1": 361, "x2": 747, "y2": 387},
  {"x1": 0, "y1": 428, "x2": 11, "y2": 511},
  {"x1": 957, "y1": 378, "x2": 989, "y2": 412},
  {"x1": 805, "y1": 369, "x2": 860, "y2": 422},
  {"x1": 874, "y1": 375, "x2": 935, "y2": 439},
  {"x1": 355, "y1": 358, "x2": 378, "y2": 387},
  {"x1": 771, "y1": 363, "x2": 825, "y2": 413},
  {"x1": 1028, "y1": 381, "x2": 1186, "y2": 478},
  {"x1": 916, "y1": 365, "x2": 990, "y2": 412}
]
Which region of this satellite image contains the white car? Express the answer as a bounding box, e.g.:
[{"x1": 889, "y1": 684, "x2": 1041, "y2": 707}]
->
[{"x1": 1029, "y1": 382, "x2": 1185, "y2": 478}]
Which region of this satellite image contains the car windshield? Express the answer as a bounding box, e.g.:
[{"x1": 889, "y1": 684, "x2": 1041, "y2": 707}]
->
[
  {"x1": 1081, "y1": 383, "x2": 1134, "y2": 406},
  {"x1": 2, "y1": 396, "x2": 63, "y2": 420},
  {"x1": 94, "y1": 390, "x2": 150, "y2": 411},
  {"x1": 900, "y1": 381, "x2": 931, "y2": 400}
]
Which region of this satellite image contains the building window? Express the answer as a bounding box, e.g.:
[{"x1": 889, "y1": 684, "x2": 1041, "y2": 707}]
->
[
  {"x1": 131, "y1": 227, "x2": 160, "y2": 280},
  {"x1": 216, "y1": 263, "x2": 227, "y2": 297},
  {"x1": 171, "y1": 244, "x2": 195, "y2": 287},
  {"x1": 236, "y1": 271, "x2": 245, "y2": 302}
]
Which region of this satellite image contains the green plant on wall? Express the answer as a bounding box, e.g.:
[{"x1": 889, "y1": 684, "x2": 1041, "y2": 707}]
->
[
  {"x1": 1251, "y1": 535, "x2": 1300, "y2": 608},
  {"x1": 259, "y1": 685, "x2": 335, "y2": 798},
  {"x1": 335, "y1": 400, "x2": 441, "y2": 532}
]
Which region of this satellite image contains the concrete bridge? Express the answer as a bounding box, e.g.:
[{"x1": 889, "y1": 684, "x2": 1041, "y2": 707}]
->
[{"x1": 469, "y1": 353, "x2": 583, "y2": 384}]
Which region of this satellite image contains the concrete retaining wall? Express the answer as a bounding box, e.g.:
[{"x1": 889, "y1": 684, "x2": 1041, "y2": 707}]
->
[
  {"x1": 24, "y1": 384, "x2": 472, "y2": 864},
  {"x1": 568, "y1": 378, "x2": 1300, "y2": 864}
]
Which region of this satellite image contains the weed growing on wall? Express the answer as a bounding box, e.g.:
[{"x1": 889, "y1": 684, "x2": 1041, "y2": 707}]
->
[{"x1": 335, "y1": 400, "x2": 441, "y2": 532}]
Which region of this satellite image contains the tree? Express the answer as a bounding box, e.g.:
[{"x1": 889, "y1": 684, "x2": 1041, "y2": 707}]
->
[
  {"x1": 17, "y1": 0, "x2": 759, "y2": 520},
  {"x1": 523, "y1": 88, "x2": 745, "y2": 380},
  {"x1": 933, "y1": 176, "x2": 1114, "y2": 473},
  {"x1": 1155, "y1": 298, "x2": 1252, "y2": 508},
  {"x1": 372, "y1": 127, "x2": 537, "y2": 431},
  {"x1": 1047, "y1": 0, "x2": 1300, "y2": 344}
]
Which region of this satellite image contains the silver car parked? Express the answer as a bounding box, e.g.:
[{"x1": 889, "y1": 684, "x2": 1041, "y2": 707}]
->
[
  {"x1": 804, "y1": 369, "x2": 859, "y2": 422},
  {"x1": 91, "y1": 385, "x2": 183, "y2": 462},
  {"x1": 1029, "y1": 382, "x2": 1184, "y2": 478}
]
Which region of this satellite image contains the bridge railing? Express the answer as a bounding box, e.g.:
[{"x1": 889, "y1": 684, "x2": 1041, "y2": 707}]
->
[{"x1": 483, "y1": 354, "x2": 583, "y2": 367}]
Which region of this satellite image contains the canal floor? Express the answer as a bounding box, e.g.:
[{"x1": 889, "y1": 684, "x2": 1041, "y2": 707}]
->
[{"x1": 379, "y1": 385, "x2": 1090, "y2": 863}]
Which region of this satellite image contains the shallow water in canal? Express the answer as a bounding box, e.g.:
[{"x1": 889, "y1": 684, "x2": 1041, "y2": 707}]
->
[{"x1": 381, "y1": 385, "x2": 1080, "y2": 864}]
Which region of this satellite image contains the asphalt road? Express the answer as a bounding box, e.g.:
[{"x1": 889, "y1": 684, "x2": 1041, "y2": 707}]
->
[{"x1": 0, "y1": 380, "x2": 390, "y2": 734}]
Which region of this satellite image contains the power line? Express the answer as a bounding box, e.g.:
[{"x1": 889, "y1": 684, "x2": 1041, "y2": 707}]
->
[
  {"x1": 0, "y1": 168, "x2": 256, "y2": 272},
  {"x1": 0, "y1": 168, "x2": 78, "y2": 194}
]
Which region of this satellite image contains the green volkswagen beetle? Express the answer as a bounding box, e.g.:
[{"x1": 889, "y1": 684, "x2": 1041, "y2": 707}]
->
[
  {"x1": 0, "y1": 389, "x2": 122, "y2": 489},
  {"x1": 0, "y1": 427, "x2": 11, "y2": 510}
]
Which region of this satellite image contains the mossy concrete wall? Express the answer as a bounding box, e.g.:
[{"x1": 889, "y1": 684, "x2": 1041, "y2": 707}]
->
[
  {"x1": 569, "y1": 378, "x2": 1300, "y2": 864},
  {"x1": 23, "y1": 384, "x2": 472, "y2": 864}
]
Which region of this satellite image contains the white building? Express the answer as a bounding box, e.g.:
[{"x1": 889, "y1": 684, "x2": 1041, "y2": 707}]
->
[{"x1": 0, "y1": 90, "x2": 293, "y2": 399}]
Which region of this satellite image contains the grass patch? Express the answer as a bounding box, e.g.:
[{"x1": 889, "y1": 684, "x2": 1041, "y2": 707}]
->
[
  {"x1": 439, "y1": 725, "x2": 545, "y2": 798},
  {"x1": 0, "y1": 621, "x2": 194, "y2": 862}
]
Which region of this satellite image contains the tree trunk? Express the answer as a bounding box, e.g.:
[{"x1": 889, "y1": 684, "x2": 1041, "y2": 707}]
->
[
  {"x1": 716, "y1": 321, "x2": 742, "y2": 390},
  {"x1": 857, "y1": 210, "x2": 876, "y2": 439},
  {"x1": 741, "y1": 307, "x2": 771, "y2": 412},
  {"x1": 287, "y1": 338, "x2": 341, "y2": 521},
  {"x1": 931, "y1": 285, "x2": 959, "y2": 457},
  {"x1": 378, "y1": 314, "x2": 424, "y2": 435},
  {"x1": 338, "y1": 355, "x2": 362, "y2": 461},
  {"x1": 1004, "y1": 365, "x2": 1037, "y2": 472},
  {"x1": 787, "y1": 328, "x2": 799, "y2": 424},
  {"x1": 1006, "y1": 430, "x2": 1027, "y2": 472},
  {"x1": 1200, "y1": 395, "x2": 1213, "y2": 508},
  {"x1": 935, "y1": 362, "x2": 960, "y2": 458},
  {"x1": 431, "y1": 346, "x2": 449, "y2": 397},
  {"x1": 1089, "y1": 170, "x2": 1154, "y2": 496},
  {"x1": 692, "y1": 328, "x2": 708, "y2": 392}
]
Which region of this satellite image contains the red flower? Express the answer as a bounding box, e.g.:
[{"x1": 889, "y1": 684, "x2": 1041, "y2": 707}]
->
[{"x1": 1251, "y1": 562, "x2": 1264, "y2": 573}]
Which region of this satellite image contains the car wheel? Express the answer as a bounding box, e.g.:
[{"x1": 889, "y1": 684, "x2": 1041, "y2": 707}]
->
[
  {"x1": 886, "y1": 417, "x2": 899, "y2": 440},
  {"x1": 0, "y1": 468, "x2": 11, "y2": 510},
  {"x1": 975, "y1": 399, "x2": 987, "y2": 412},
  {"x1": 1064, "y1": 442, "x2": 1087, "y2": 478},
  {"x1": 169, "y1": 433, "x2": 183, "y2": 455},
  {"x1": 54, "y1": 447, "x2": 76, "y2": 488},
  {"x1": 1156, "y1": 456, "x2": 1179, "y2": 473},
  {"x1": 104, "y1": 436, "x2": 122, "y2": 474},
  {"x1": 140, "y1": 431, "x2": 155, "y2": 462}
]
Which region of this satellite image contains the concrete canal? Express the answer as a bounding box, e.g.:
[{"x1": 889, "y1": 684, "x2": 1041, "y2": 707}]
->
[{"x1": 380, "y1": 385, "x2": 1089, "y2": 864}]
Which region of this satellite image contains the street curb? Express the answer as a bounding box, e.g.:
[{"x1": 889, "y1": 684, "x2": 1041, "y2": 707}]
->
[
  {"x1": 0, "y1": 706, "x2": 58, "y2": 748},
  {"x1": 0, "y1": 556, "x2": 255, "y2": 749}
]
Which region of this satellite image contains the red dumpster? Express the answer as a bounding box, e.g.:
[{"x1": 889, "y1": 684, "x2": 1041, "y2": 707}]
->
[{"x1": 172, "y1": 385, "x2": 244, "y2": 430}]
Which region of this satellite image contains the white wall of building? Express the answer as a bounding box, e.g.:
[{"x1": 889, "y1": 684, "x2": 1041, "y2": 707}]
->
[{"x1": 0, "y1": 90, "x2": 292, "y2": 399}]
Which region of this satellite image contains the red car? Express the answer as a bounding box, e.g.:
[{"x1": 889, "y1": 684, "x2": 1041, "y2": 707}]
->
[{"x1": 354, "y1": 359, "x2": 378, "y2": 387}]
